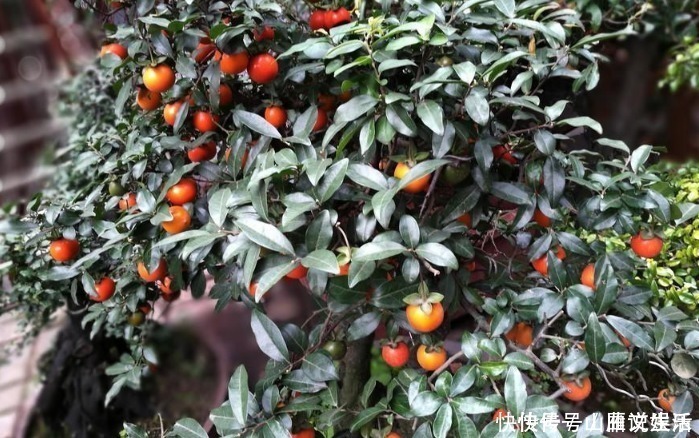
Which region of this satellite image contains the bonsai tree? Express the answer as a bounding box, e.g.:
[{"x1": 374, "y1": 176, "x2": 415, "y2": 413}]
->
[{"x1": 2, "y1": 0, "x2": 699, "y2": 436}]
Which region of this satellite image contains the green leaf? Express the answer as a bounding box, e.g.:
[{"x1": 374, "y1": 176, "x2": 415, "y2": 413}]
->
[
  {"x1": 235, "y1": 218, "x2": 295, "y2": 255},
  {"x1": 228, "y1": 366, "x2": 248, "y2": 425},
  {"x1": 347, "y1": 311, "x2": 382, "y2": 341},
  {"x1": 303, "y1": 351, "x2": 339, "y2": 382},
  {"x1": 369, "y1": 277, "x2": 419, "y2": 309},
  {"x1": 378, "y1": 59, "x2": 417, "y2": 74},
  {"x1": 302, "y1": 249, "x2": 340, "y2": 274},
  {"x1": 316, "y1": 158, "x2": 348, "y2": 203},
  {"x1": 386, "y1": 104, "x2": 417, "y2": 137},
  {"x1": 399, "y1": 215, "x2": 421, "y2": 248},
  {"x1": 350, "y1": 407, "x2": 383, "y2": 432},
  {"x1": 433, "y1": 404, "x2": 453, "y2": 438},
  {"x1": 347, "y1": 164, "x2": 388, "y2": 191},
  {"x1": 348, "y1": 260, "x2": 376, "y2": 287},
  {"x1": 411, "y1": 392, "x2": 443, "y2": 416},
  {"x1": 450, "y1": 365, "x2": 477, "y2": 397},
  {"x1": 654, "y1": 322, "x2": 677, "y2": 352},
  {"x1": 415, "y1": 243, "x2": 458, "y2": 269},
  {"x1": 533, "y1": 130, "x2": 555, "y2": 155},
  {"x1": 354, "y1": 242, "x2": 406, "y2": 262},
  {"x1": 453, "y1": 61, "x2": 476, "y2": 84},
  {"x1": 172, "y1": 418, "x2": 208, "y2": 438},
  {"x1": 209, "y1": 188, "x2": 231, "y2": 228},
  {"x1": 630, "y1": 145, "x2": 652, "y2": 173},
  {"x1": 584, "y1": 314, "x2": 606, "y2": 363},
  {"x1": 306, "y1": 210, "x2": 333, "y2": 251},
  {"x1": 234, "y1": 110, "x2": 282, "y2": 139},
  {"x1": 464, "y1": 94, "x2": 490, "y2": 126},
  {"x1": 491, "y1": 182, "x2": 531, "y2": 205},
  {"x1": 359, "y1": 119, "x2": 376, "y2": 154},
  {"x1": 557, "y1": 116, "x2": 603, "y2": 134},
  {"x1": 504, "y1": 366, "x2": 526, "y2": 417},
  {"x1": 606, "y1": 315, "x2": 654, "y2": 351},
  {"x1": 494, "y1": 0, "x2": 515, "y2": 17},
  {"x1": 325, "y1": 40, "x2": 365, "y2": 59},
  {"x1": 334, "y1": 95, "x2": 379, "y2": 124},
  {"x1": 250, "y1": 310, "x2": 290, "y2": 362},
  {"x1": 416, "y1": 100, "x2": 444, "y2": 135},
  {"x1": 560, "y1": 348, "x2": 590, "y2": 374}
]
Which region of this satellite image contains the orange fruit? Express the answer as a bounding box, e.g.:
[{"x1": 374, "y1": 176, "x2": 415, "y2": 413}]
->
[
  {"x1": 562, "y1": 376, "x2": 592, "y2": 402},
  {"x1": 630, "y1": 233, "x2": 663, "y2": 258},
  {"x1": 309, "y1": 10, "x2": 327, "y2": 30},
  {"x1": 291, "y1": 429, "x2": 315, "y2": 438},
  {"x1": 457, "y1": 213, "x2": 472, "y2": 227},
  {"x1": 100, "y1": 43, "x2": 127, "y2": 59},
  {"x1": 219, "y1": 84, "x2": 233, "y2": 106},
  {"x1": 658, "y1": 388, "x2": 675, "y2": 412},
  {"x1": 137, "y1": 259, "x2": 167, "y2": 282},
  {"x1": 219, "y1": 50, "x2": 249, "y2": 75},
  {"x1": 166, "y1": 178, "x2": 197, "y2": 205},
  {"x1": 118, "y1": 192, "x2": 138, "y2": 211},
  {"x1": 394, "y1": 162, "x2": 430, "y2": 193},
  {"x1": 338, "y1": 263, "x2": 350, "y2": 276},
  {"x1": 253, "y1": 26, "x2": 275, "y2": 41},
  {"x1": 313, "y1": 108, "x2": 328, "y2": 131},
  {"x1": 157, "y1": 276, "x2": 174, "y2": 294},
  {"x1": 505, "y1": 322, "x2": 534, "y2": 347},
  {"x1": 49, "y1": 238, "x2": 80, "y2": 262},
  {"x1": 249, "y1": 282, "x2": 259, "y2": 297},
  {"x1": 136, "y1": 88, "x2": 161, "y2": 111},
  {"x1": 492, "y1": 408, "x2": 508, "y2": 422},
  {"x1": 416, "y1": 345, "x2": 447, "y2": 371},
  {"x1": 162, "y1": 206, "x2": 191, "y2": 234},
  {"x1": 163, "y1": 101, "x2": 183, "y2": 126},
  {"x1": 318, "y1": 94, "x2": 336, "y2": 112},
  {"x1": 187, "y1": 142, "x2": 217, "y2": 162},
  {"x1": 531, "y1": 247, "x2": 566, "y2": 276},
  {"x1": 493, "y1": 145, "x2": 517, "y2": 164},
  {"x1": 142, "y1": 64, "x2": 176, "y2": 93},
  {"x1": 580, "y1": 264, "x2": 595, "y2": 289},
  {"x1": 386, "y1": 433, "x2": 401, "y2": 438},
  {"x1": 247, "y1": 53, "x2": 279, "y2": 84},
  {"x1": 533, "y1": 209, "x2": 552, "y2": 227},
  {"x1": 193, "y1": 41, "x2": 216, "y2": 63},
  {"x1": 406, "y1": 302, "x2": 444, "y2": 333},
  {"x1": 92, "y1": 277, "x2": 116, "y2": 302},
  {"x1": 264, "y1": 105, "x2": 287, "y2": 129},
  {"x1": 285, "y1": 265, "x2": 308, "y2": 280},
  {"x1": 381, "y1": 342, "x2": 409, "y2": 368},
  {"x1": 193, "y1": 111, "x2": 218, "y2": 132}
]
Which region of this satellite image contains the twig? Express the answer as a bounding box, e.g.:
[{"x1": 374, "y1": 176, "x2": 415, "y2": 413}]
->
[
  {"x1": 419, "y1": 166, "x2": 443, "y2": 220},
  {"x1": 510, "y1": 343, "x2": 568, "y2": 396},
  {"x1": 594, "y1": 364, "x2": 662, "y2": 411},
  {"x1": 428, "y1": 351, "x2": 464, "y2": 382},
  {"x1": 421, "y1": 259, "x2": 440, "y2": 276},
  {"x1": 530, "y1": 310, "x2": 564, "y2": 348}
]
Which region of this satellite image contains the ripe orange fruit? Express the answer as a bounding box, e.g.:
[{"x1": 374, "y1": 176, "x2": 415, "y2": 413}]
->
[
  {"x1": 338, "y1": 90, "x2": 352, "y2": 102},
  {"x1": 264, "y1": 105, "x2": 287, "y2": 129},
  {"x1": 163, "y1": 101, "x2": 183, "y2": 126},
  {"x1": 309, "y1": 10, "x2": 327, "y2": 30},
  {"x1": 533, "y1": 209, "x2": 552, "y2": 227},
  {"x1": 220, "y1": 51, "x2": 250, "y2": 75},
  {"x1": 317, "y1": 94, "x2": 336, "y2": 112},
  {"x1": 162, "y1": 206, "x2": 191, "y2": 234},
  {"x1": 157, "y1": 276, "x2": 174, "y2": 294},
  {"x1": 187, "y1": 142, "x2": 217, "y2": 162},
  {"x1": 118, "y1": 192, "x2": 138, "y2": 211},
  {"x1": 416, "y1": 345, "x2": 447, "y2": 371},
  {"x1": 562, "y1": 376, "x2": 592, "y2": 402},
  {"x1": 137, "y1": 259, "x2": 167, "y2": 282},
  {"x1": 324, "y1": 7, "x2": 351, "y2": 29},
  {"x1": 386, "y1": 433, "x2": 400, "y2": 438},
  {"x1": 100, "y1": 43, "x2": 127, "y2": 59},
  {"x1": 219, "y1": 84, "x2": 233, "y2": 106},
  {"x1": 136, "y1": 88, "x2": 161, "y2": 111},
  {"x1": 193, "y1": 41, "x2": 216, "y2": 63},
  {"x1": 193, "y1": 111, "x2": 218, "y2": 132},
  {"x1": 505, "y1": 322, "x2": 534, "y2": 347},
  {"x1": 580, "y1": 264, "x2": 595, "y2": 289},
  {"x1": 406, "y1": 302, "x2": 444, "y2": 333},
  {"x1": 394, "y1": 162, "x2": 431, "y2": 193},
  {"x1": 492, "y1": 408, "x2": 508, "y2": 422},
  {"x1": 286, "y1": 265, "x2": 308, "y2": 280},
  {"x1": 49, "y1": 238, "x2": 80, "y2": 262},
  {"x1": 658, "y1": 388, "x2": 675, "y2": 412},
  {"x1": 531, "y1": 247, "x2": 566, "y2": 276},
  {"x1": 92, "y1": 277, "x2": 116, "y2": 302},
  {"x1": 161, "y1": 288, "x2": 181, "y2": 302},
  {"x1": 630, "y1": 233, "x2": 663, "y2": 258},
  {"x1": 253, "y1": 26, "x2": 275, "y2": 41},
  {"x1": 248, "y1": 282, "x2": 259, "y2": 297},
  {"x1": 142, "y1": 64, "x2": 176, "y2": 93},
  {"x1": 457, "y1": 213, "x2": 472, "y2": 227},
  {"x1": 381, "y1": 342, "x2": 409, "y2": 368},
  {"x1": 247, "y1": 53, "x2": 279, "y2": 84},
  {"x1": 291, "y1": 429, "x2": 315, "y2": 438},
  {"x1": 493, "y1": 145, "x2": 517, "y2": 164},
  {"x1": 338, "y1": 263, "x2": 350, "y2": 276},
  {"x1": 313, "y1": 108, "x2": 328, "y2": 131},
  {"x1": 166, "y1": 178, "x2": 197, "y2": 205}
]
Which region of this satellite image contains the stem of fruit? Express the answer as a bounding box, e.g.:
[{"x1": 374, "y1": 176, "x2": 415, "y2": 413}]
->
[
  {"x1": 510, "y1": 343, "x2": 569, "y2": 398},
  {"x1": 427, "y1": 351, "x2": 464, "y2": 383},
  {"x1": 419, "y1": 165, "x2": 443, "y2": 221}
]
